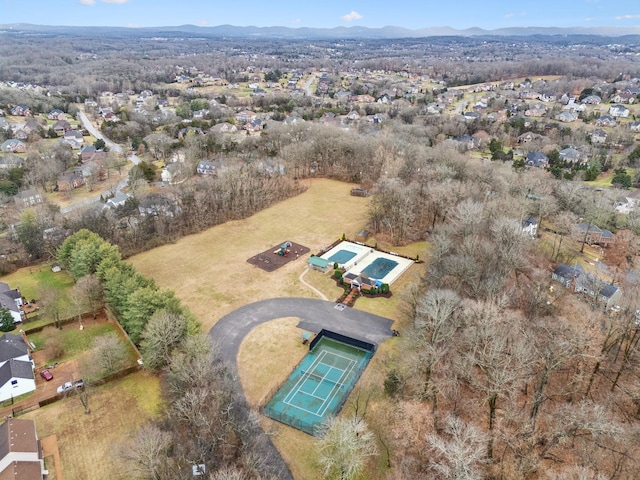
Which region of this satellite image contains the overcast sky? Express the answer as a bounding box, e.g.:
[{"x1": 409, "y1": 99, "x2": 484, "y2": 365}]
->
[{"x1": 1, "y1": 0, "x2": 639, "y2": 30}]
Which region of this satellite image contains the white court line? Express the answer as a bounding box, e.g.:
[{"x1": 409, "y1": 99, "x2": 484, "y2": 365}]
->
[{"x1": 281, "y1": 349, "x2": 361, "y2": 417}]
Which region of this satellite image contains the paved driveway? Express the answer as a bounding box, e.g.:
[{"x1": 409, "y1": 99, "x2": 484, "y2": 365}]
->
[
  {"x1": 208, "y1": 297, "x2": 395, "y2": 480},
  {"x1": 209, "y1": 297, "x2": 395, "y2": 372}
]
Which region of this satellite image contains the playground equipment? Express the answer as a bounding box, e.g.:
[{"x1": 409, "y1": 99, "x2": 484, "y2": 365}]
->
[{"x1": 276, "y1": 241, "x2": 292, "y2": 256}]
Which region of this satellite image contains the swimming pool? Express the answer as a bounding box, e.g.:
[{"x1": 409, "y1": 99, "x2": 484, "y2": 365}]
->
[
  {"x1": 327, "y1": 249, "x2": 357, "y2": 265},
  {"x1": 320, "y1": 241, "x2": 372, "y2": 271},
  {"x1": 345, "y1": 250, "x2": 414, "y2": 285},
  {"x1": 361, "y1": 257, "x2": 399, "y2": 280}
]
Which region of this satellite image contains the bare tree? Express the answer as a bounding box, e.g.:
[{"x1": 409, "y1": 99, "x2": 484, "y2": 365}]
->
[
  {"x1": 426, "y1": 415, "x2": 487, "y2": 480},
  {"x1": 316, "y1": 416, "x2": 378, "y2": 480},
  {"x1": 89, "y1": 333, "x2": 129, "y2": 377}
]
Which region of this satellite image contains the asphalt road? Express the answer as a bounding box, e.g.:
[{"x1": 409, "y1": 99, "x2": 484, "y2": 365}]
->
[
  {"x1": 208, "y1": 297, "x2": 395, "y2": 480},
  {"x1": 209, "y1": 297, "x2": 394, "y2": 372}
]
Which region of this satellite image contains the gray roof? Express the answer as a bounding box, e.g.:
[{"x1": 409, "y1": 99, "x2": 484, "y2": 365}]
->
[
  {"x1": 0, "y1": 334, "x2": 27, "y2": 363},
  {"x1": 600, "y1": 284, "x2": 620, "y2": 299},
  {"x1": 0, "y1": 359, "x2": 34, "y2": 387},
  {"x1": 553, "y1": 263, "x2": 584, "y2": 281}
]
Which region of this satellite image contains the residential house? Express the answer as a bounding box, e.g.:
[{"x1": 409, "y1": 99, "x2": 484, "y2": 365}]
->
[
  {"x1": 611, "y1": 92, "x2": 635, "y2": 104},
  {"x1": 581, "y1": 95, "x2": 602, "y2": 105},
  {"x1": 63, "y1": 131, "x2": 83, "y2": 149},
  {"x1": 13, "y1": 129, "x2": 28, "y2": 142},
  {"x1": 559, "y1": 147, "x2": 586, "y2": 164},
  {"x1": 104, "y1": 193, "x2": 132, "y2": 209},
  {"x1": 14, "y1": 189, "x2": 43, "y2": 210},
  {"x1": 342, "y1": 272, "x2": 376, "y2": 292},
  {"x1": 627, "y1": 121, "x2": 640, "y2": 132},
  {"x1": 555, "y1": 111, "x2": 578, "y2": 123},
  {"x1": 453, "y1": 134, "x2": 478, "y2": 150},
  {"x1": 1, "y1": 139, "x2": 26, "y2": 154},
  {"x1": 551, "y1": 263, "x2": 584, "y2": 288},
  {"x1": 0, "y1": 418, "x2": 47, "y2": 478},
  {"x1": 196, "y1": 160, "x2": 217, "y2": 176},
  {"x1": 22, "y1": 121, "x2": 40, "y2": 136},
  {"x1": 594, "y1": 115, "x2": 616, "y2": 127},
  {"x1": 463, "y1": 111, "x2": 480, "y2": 121},
  {"x1": 590, "y1": 128, "x2": 608, "y2": 144},
  {"x1": 525, "y1": 103, "x2": 547, "y2": 117},
  {"x1": 518, "y1": 132, "x2": 547, "y2": 144},
  {"x1": 210, "y1": 122, "x2": 237, "y2": 134},
  {"x1": 0, "y1": 333, "x2": 35, "y2": 403},
  {"x1": 178, "y1": 127, "x2": 203, "y2": 140},
  {"x1": 57, "y1": 169, "x2": 85, "y2": 191},
  {"x1": 574, "y1": 274, "x2": 622, "y2": 309},
  {"x1": 235, "y1": 110, "x2": 257, "y2": 124},
  {"x1": 615, "y1": 197, "x2": 637, "y2": 214},
  {"x1": 0, "y1": 118, "x2": 9, "y2": 133},
  {"x1": 0, "y1": 155, "x2": 24, "y2": 170},
  {"x1": 9, "y1": 105, "x2": 30, "y2": 116},
  {"x1": 346, "y1": 110, "x2": 360, "y2": 121},
  {"x1": 575, "y1": 223, "x2": 614, "y2": 247},
  {"x1": 52, "y1": 120, "x2": 72, "y2": 135},
  {"x1": 0, "y1": 283, "x2": 24, "y2": 325},
  {"x1": 609, "y1": 105, "x2": 630, "y2": 118},
  {"x1": 244, "y1": 119, "x2": 263, "y2": 133},
  {"x1": 526, "y1": 151, "x2": 549, "y2": 167},
  {"x1": 377, "y1": 93, "x2": 394, "y2": 104},
  {"x1": 160, "y1": 162, "x2": 184, "y2": 184},
  {"x1": 47, "y1": 109, "x2": 65, "y2": 120},
  {"x1": 522, "y1": 216, "x2": 539, "y2": 237}
]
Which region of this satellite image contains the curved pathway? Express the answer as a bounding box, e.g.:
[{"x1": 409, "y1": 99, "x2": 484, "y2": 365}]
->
[
  {"x1": 208, "y1": 297, "x2": 395, "y2": 479},
  {"x1": 298, "y1": 268, "x2": 328, "y2": 301}
]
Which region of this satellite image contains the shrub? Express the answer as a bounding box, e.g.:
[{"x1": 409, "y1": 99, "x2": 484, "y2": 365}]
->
[
  {"x1": 43, "y1": 326, "x2": 65, "y2": 359},
  {"x1": 334, "y1": 269, "x2": 343, "y2": 280},
  {"x1": 380, "y1": 283, "x2": 390, "y2": 294},
  {"x1": 333, "y1": 262, "x2": 339, "y2": 270},
  {"x1": 384, "y1": 369, "x2": 402, "y2": 397}
]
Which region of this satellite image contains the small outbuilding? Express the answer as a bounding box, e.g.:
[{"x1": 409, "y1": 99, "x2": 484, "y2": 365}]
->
[{"x1": 307, "y1": 256, "x2": 331, "y2": 273}]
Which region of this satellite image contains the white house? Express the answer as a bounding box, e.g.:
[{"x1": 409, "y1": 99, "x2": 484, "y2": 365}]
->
[
  {"x1": 0, "y1": 282, "x2": 23, "y2": 325},
  {"x1": 522, "y1": 215, "x2": 539, "y2": 237},
  {"x1": 0, "y1": 333, "x2": 35, "y2": 402}
]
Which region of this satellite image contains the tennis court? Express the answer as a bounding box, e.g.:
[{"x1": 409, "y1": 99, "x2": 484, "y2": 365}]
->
[{"x1": 264, "y1": 332, "x2": 374, "y2": 435}]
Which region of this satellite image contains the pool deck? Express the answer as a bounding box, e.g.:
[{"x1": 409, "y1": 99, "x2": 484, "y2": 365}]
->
[{"x1": 208, "y1": 298, "x2": 394, "y2": 480}]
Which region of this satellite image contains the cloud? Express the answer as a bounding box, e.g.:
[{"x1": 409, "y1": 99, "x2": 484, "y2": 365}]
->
[
  {"x1": 291, "y1": 18, "x2": 302, "y2": 25},
  {"x1": 341, "y1": 11, "x2": 363, "y2": 22},
  {"x1": 503, "y1": 12, "x2": 514, "y2": 19},
  {"x1": 79, "y1": 0, "x2": 96, "y2": 5},
  {"x1": 615, "y1": 14, "x2": 640, "y2": 20},
  {"x1": 196, "y1": 19, "x2": 209, "y2": 26},
  {"x1": 101, "y1": 0, "x2": 130, "y2": 3}
]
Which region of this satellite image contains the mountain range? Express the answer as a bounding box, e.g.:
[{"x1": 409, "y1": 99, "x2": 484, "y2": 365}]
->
[{"x1": 2, "y1": 23, "x2": 640, "y2": 39}]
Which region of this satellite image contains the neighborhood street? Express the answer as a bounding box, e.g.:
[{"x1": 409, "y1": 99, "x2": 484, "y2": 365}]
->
[{"x1": 59, "y1": 110, "x2": 140, "y2": 214}]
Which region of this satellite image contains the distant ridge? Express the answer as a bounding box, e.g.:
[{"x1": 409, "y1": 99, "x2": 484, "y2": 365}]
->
[{"x1": 1, "y1": 23, "x2": 640, "y2": 39}]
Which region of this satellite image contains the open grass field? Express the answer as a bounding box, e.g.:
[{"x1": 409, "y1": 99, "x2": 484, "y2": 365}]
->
[
  {"x1": 23, "y1": 371, "x2": 161, "y2": 480},
  {"x1": 129, "y1": 178, "x2": 428, "y2": 479},
  {"x1": 128, "y1": 178, "x2": 377, "y2": 330},
  {"x1": 0, "y1": 263, "x2": 74, "y2": 301}
]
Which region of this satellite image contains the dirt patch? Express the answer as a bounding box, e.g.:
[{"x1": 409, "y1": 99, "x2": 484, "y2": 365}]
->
[
  {"x1": 246, "y1": 241, "x2": 310, "y2": 272},
  {"x1": 41, "y1": 434, "x2": 64, "y2": 480}
]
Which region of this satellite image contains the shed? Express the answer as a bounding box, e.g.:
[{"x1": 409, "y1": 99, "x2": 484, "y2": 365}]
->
[
  {"x1": 355, "y1": 230, "x2": 370, "y2": 242},
  {"x1": 307, "y1": 256, "x2": 331, "y2": 273}
]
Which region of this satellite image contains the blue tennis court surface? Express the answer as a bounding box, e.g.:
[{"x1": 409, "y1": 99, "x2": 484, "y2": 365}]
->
[{"x1": 264, "y1": 334, "x2": 373, "y2": 435}]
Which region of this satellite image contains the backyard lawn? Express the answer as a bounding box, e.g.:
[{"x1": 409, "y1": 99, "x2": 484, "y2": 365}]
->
[
  {"x1": 24, "y1": 371, "x2": 161, "y2": 480},
  {"x1": 0, "y1": 263, "x2": 74, "y2": 302}
]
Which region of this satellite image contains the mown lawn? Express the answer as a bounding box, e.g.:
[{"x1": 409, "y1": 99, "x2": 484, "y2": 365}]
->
[
  {"x1": 24, "y1": 371, "x2": 162, "y2": 480},
  {"x1": 29, "y1": 322, "x2": 116, "y2": 361},
  {"x1": 0, "y1": 263, "x2": 74, "y2": 301}
]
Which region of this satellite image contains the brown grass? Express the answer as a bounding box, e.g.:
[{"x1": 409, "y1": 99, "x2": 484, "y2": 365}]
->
[
  {"x1": 128, "y1": 178, "x2": 373, "y2": 330},
  {"x1": 125, "y1": 178, "x2": 429, "y2": 479},
  {"x1": 24, "y1": 371, "x2": 161, "y2": 480}
]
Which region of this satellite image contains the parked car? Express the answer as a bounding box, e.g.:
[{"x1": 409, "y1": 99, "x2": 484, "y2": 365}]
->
[
  {"x1": 56, "y1": 382, "x2": 73, "y2": 394},
  {"x1": 73, "y1": 379, "x2": 85, "y2": 389},
  {"x1": 40, "y1": 370, "x2": 53, "y2": 381}
]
